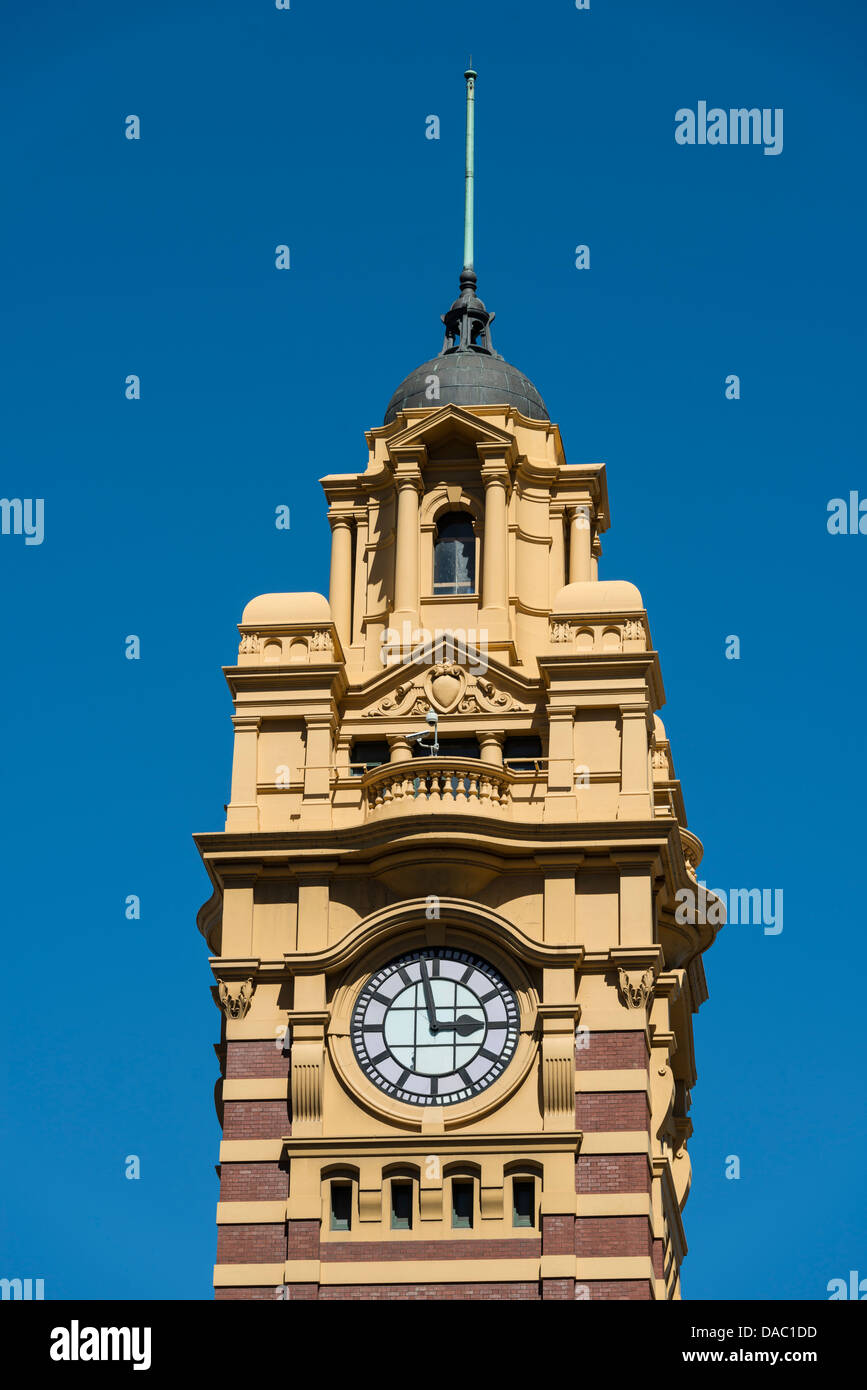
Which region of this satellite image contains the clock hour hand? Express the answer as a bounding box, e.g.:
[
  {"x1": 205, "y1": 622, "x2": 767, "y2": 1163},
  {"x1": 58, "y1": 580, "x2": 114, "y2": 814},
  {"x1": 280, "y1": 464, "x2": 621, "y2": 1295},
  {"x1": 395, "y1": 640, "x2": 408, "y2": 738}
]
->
[
  {"x1": 419, "y1": 957, "x2": 439, "y2": 1033},
  {"x1": 434, "y1": 1014, "x2": 484, "y2": 1037}
]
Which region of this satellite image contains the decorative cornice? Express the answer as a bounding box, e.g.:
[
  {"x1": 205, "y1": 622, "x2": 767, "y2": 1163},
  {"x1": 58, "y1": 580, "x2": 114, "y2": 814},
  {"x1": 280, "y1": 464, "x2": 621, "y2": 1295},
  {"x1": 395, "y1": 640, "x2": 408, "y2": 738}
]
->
[{"x1": 281, "y1": 1132, "x2": 582, "y2": 1159}]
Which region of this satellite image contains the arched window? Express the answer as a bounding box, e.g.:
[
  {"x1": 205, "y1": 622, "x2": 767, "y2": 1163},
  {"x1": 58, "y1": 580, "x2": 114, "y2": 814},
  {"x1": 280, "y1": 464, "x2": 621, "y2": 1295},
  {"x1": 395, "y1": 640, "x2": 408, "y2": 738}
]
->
[{"x1": 433, "y1": 512, "x2": 475, "y2": 595}]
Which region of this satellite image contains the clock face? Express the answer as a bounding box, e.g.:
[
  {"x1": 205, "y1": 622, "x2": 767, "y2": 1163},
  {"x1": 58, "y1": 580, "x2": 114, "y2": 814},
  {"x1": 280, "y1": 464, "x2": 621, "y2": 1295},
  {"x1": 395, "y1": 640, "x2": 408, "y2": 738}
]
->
[{"x1": 351, "y1": 948, "x2": 520, "y2": 1106}]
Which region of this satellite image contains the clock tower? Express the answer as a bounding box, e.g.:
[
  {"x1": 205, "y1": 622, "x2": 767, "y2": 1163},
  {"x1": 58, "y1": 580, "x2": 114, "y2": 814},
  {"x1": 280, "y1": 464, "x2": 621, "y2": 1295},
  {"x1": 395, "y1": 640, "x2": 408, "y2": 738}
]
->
[{"x1": 196, "y1": 68, "x2": 720, "y2": 1301}]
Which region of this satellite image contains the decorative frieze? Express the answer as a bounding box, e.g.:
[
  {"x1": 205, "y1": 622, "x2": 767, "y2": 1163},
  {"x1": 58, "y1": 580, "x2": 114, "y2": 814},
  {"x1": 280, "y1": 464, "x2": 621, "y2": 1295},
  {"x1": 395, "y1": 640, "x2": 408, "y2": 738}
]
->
[
  {"x1": 237, "y1": 626, "x2": 335, "y2": 663},
  {"x1": 547, "y1": 618, "x2": 646, "y2": 651},
  {"x1": 651, "y1": 746, "x2": 670, "y2": 773}
]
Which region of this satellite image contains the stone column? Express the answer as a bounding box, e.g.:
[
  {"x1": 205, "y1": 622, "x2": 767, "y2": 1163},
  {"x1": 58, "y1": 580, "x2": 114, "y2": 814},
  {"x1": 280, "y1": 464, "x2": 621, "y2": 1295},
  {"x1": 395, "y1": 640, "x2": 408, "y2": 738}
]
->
[
  {"x1": 538, "y1": 860, "x2": 581, "y2": 944},
  {"x1": 302, "y1": 714, "x2": 333, "y2": 828},
  {"x1": 351, "y1": 511, "x2": 369, "y2": 648},
  {"x1": 393, "y1": 474, "x2": 421, "y2": 627},
  {"x1": 550, "y1": 504, "x2": 566, "y2": 600},
  {"x1": 226, "y1": 715, "x2": 260, "y2": 831},
  {"x1": 543, "y1": 706, "x2": 578, "y2": 821},
  {"x1": 328, "y1": 513, "x2": 353, "y2": 648},
  {"x1": 221, "y1": 873, "x2": 256, "y2": 956},
  {"x1": 568, "y1": 503, "x2": 592, "y2": 584},
  {"x1": 481, "y1": 468, "x2": 509, "y2": 612},
  {"x1": 479, "y1": 729, "x2": 504, "y2": 766},
  {"x1": 334, "y1": 734, "x2": 352, "y2": 775},
  {"x1": 617, "y1": 703, "x2": 652, "y2": 819},
  {"x1": 611, "y1": 853, "x2": 657, "y2": 946},
  {"x1": 387, "y1": 733, "x2": 414, "y2": 764},
  {"x1": 290, "y1": 923, "x2": 329, "y2": 1137},
  {"x1": 591, "y1": 531, "x2": 602, "y2": 580}
]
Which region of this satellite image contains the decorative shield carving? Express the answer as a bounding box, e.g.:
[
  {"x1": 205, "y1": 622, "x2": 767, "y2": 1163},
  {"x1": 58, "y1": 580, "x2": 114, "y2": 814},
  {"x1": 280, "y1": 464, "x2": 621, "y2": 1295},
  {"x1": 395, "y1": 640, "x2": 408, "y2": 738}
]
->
[{"x1": 424, "y1": 662, "x2": 467, "y2": 713}]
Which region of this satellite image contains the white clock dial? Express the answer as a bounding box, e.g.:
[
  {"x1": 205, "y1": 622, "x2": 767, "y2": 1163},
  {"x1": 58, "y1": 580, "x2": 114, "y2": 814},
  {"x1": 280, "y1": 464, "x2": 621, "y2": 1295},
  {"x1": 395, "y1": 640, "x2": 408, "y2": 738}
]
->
[{"x1": 351, "y1": 948, "x2": 519, "y2": 1106}]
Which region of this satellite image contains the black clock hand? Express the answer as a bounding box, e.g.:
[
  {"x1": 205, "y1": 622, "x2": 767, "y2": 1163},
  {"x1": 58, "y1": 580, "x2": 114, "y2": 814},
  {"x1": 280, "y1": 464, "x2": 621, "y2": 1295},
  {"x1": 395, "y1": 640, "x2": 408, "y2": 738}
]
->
[
  {"x1": 419, "y1": 957, "x2": 439, "y2": 1033},
  {"x1": 434, "y1": 1014, "x2": 484, "y2": 1037}
]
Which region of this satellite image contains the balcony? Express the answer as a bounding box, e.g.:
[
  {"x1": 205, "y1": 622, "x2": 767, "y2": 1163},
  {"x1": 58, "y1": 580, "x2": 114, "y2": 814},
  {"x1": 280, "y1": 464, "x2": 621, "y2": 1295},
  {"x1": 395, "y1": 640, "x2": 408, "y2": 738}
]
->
[{"x1": 362, "y1": 756, "x2": 514, "y2": 816}]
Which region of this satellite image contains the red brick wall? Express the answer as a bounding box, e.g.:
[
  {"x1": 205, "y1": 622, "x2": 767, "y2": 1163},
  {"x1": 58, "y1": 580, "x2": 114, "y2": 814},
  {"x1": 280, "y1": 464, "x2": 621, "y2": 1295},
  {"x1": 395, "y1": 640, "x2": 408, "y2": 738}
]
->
[
  {"x1": 582, "y1": 1280, "x2": 652, "y2": 1300},
  {"x1": 222, "y1": 1101, "x2": 289, "y2": 1140},
  {"x1": 318, "y1": 1283, "x2": 542, "y2": 1301},
  {"x1": 576, "y1": 1154, "x2": 651, "y2": 1193},
  {"x1": 287, "y1": 1220, "x2": 320, "y2": 1260},
  {"x1": 575, "y1": 1031, "x2": 647, "y2": 1070},
  {"x1": 217, "y1": 1280, "x2": 653, "y2": 1302},
  {"x1": 320, "y1": 1238, "x2": 540, "y2": 1262},
  {"x1": 542, "y1": 1278, "x2": 574, "y2": 1300},
  {"x1": 575, "y1": 1092, "x2": 648, "y2": 1131},
  {"x1": 219, "y1": 1162, "x2": 288, "y2": 1202},
  {"x1": 225, "y1": 1040, "x2": 292, "y2": 1080},
  {"x1": 575, "y1": 1217, "x2": 652, "y2": 1258},
  {"x1": 215, "y1": 1223, "x2": 287, "y2": 1264},
  {"x1": 541, "y1": 1214, "x2": 573, "y2": 1255}
]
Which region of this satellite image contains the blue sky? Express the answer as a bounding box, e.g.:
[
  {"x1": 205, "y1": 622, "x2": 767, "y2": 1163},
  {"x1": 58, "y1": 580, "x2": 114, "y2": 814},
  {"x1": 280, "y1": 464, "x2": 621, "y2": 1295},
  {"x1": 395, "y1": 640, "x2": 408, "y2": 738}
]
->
[{"x1": 1, "y1": 0, "x2": 865, "y2": 1300}]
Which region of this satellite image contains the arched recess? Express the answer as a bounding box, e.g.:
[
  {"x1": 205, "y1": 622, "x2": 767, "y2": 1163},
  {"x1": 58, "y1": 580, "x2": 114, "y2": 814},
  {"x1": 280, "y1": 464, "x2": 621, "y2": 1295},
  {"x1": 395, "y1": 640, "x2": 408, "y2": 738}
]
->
[
  {"x1": 503, "y1": 1158, "x2": 544, "y2": 1231},
  {"x1": 419, "y1": 488, "x2": 483, "y2": 600},
  {"x1": 320, "y1": 1164, "x2": 360, "y2": 1234},
  {"x1": 443, "y1": 1160, "x2": 483, "y2": 1230},
  {"x1": 326, "y1": 901, "x2": 541, "y2": 1133}
]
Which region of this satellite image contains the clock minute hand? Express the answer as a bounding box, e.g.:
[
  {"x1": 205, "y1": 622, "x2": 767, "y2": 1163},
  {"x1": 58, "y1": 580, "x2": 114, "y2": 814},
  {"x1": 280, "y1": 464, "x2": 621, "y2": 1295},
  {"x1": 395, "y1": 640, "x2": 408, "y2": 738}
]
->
[{"x1": 419, "y1": 958, "x2": 439, "y2": 1033}]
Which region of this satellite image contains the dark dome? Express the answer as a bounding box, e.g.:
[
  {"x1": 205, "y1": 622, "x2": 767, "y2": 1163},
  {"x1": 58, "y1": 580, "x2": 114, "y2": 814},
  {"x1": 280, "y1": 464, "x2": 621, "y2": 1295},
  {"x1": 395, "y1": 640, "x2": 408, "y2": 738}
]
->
[{"x1": 385, "y1": 349, "x2": 548, "y2": 425}]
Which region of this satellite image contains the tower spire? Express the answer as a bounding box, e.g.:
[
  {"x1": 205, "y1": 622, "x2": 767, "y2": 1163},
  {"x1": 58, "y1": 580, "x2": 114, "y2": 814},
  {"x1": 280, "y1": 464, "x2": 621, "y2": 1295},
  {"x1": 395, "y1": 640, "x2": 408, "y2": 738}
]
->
[
  {"x1": 440, "y1": 62, "x2": 499, "y2": 358},
  {"x1": 463, "y1": 61, "x2": 477, "y2": 273}
]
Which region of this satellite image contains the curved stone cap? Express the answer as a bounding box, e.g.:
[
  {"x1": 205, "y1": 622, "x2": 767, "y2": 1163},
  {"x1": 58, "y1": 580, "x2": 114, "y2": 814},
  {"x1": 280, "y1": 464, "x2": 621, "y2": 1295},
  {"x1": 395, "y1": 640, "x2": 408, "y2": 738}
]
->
[
  {"x1": 385, "y1": 350, "x2": 549, "y2": 424},
  {"x1": 553, "y1": 580, "x2": 644, "y2": 614},
  {"x1": 241, "y1": 591, "x2": 331, "y2": 627}
]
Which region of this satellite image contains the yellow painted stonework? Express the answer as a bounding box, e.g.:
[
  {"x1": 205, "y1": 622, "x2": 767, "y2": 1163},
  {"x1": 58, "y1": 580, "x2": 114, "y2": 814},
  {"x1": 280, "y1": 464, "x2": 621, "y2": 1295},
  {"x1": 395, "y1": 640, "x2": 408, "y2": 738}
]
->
[{"x1": 196, "y1": 397, "x2": 720, "y2": 1301}]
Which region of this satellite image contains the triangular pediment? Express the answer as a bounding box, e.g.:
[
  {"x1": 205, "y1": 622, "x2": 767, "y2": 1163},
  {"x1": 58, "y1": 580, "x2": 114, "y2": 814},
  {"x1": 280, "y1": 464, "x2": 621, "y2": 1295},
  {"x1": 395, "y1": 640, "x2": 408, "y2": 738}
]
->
[
  {"x1": 348, "y1": 642, "x2": 537, "y2": 720},
  {"x1": 386, "y1": 404, "x2": 517, "y2": 462}
]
